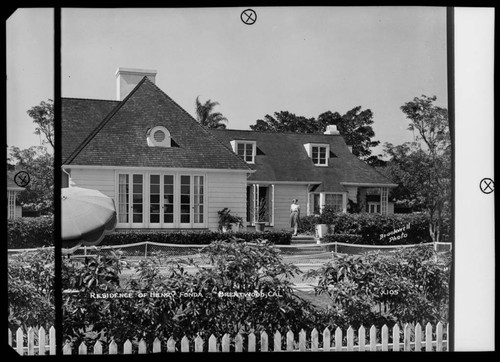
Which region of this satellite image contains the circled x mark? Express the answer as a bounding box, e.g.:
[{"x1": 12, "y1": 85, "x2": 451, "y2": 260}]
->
[
  {"x1": 241, "y1": 9, "x2": 257, "y2": 25},
  {"x1": 480, "y1": 178, "x2": 494, "y2": 194},
  {"x1": 14, "y1": 171, "x2": 30, "y2": 188}
]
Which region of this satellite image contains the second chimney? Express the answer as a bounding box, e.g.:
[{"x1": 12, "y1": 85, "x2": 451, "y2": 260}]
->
[
  {"x1": 115, "y1": 68, "x2": 157, "y2": 101},
  {"x1": 324, "y1": 124, "x2": 340, "y2": 135}
]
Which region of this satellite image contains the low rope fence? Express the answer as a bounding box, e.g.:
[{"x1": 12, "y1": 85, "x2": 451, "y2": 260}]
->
[{"x1": 7, "y1": 241, "x2": 452, "y2": 267}]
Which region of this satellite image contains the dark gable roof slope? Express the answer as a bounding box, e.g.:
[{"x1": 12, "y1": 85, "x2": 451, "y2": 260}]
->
[
  {"x1": 62, "y1": 78, "x2": 251, "y2": 171},
  {"x1": 210, "y1": 129, "x2": 396, "y2": 192},
  {"x1": 62, "y1": 98, "x2": 120, "y2": 163}
]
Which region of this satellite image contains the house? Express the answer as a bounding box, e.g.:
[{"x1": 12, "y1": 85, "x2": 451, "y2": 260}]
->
[
  {"x1": 62, "y1": 68, "x2": 397, "y2": 232},
  {"x1": 209, "y1": 128, "x2": 398, "y2": 229},
  {"x1": 7, "y1": 171, "x2": 24, "y2": 219}
]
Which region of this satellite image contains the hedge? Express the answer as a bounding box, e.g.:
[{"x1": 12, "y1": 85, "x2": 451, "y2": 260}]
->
[
  {"x1": 7, "y1": 216, "x2": 54, "y2": 249},
  {"x1": 322, "y1": 234, "x2": 363, "y2": 244},
  {"x1": 301, "y1": 212, "x2": 451, "y2": 245},
  {"x1": 102, "y1": 230, "x2": 292, "y2": 246}
]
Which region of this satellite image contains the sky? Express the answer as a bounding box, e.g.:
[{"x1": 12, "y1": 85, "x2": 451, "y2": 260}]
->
[
  {"x1": 6, "y1": 8, "x2": 54, "y2": 151},
  {"x1": 59, "y1": 7, "x2": 447, "y2": 157},
  {"x1": 6, "y1": 7, "x2": 447, "y2": 156}
]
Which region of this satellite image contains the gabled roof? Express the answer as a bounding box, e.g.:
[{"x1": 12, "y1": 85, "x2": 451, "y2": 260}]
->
[
  {"x1": 62, "y1": 78, "x2": 251, "y2": 171},
  {"x1": 210, "y1": 129, "x2": 396, "y2": 192}
]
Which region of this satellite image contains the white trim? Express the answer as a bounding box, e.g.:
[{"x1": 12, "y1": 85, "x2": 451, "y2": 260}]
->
[
  {"x1": 64, "y1": 165, "x2": 254, "y2": 173},
  {"x1": 147, "y1": 126, "x2": 171, "y2": 148},
  {"x1": 303, "y1": 143, "x2": 330, "y2": 166},
  {"x1": 340, "y1": 182, "x2": 398, "y2": 188},
  {"x1": 247, "y1": 180, "x2": 321, "y2": 185},
  {"x1": 230, "y1": 140, "x2": 257, "y2": 164}
]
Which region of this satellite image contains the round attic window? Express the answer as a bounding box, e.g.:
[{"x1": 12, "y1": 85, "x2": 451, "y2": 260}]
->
[
  {"x1": 147, "y1": 126, "x2": 171, "y2": 148},
  {"x1": 153, "y1": 130, "x2": 166, "y2": 142}
]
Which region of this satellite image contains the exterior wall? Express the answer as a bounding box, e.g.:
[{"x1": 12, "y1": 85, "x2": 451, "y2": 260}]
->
[
  {"x1": 272, "y1": 184, "x2": 309, "y2": 230},
  {"x1": 206, "y1": 172, "x2": 247, "y2": 231},
  {"x1": 69, "y1": 167, "x2": 247, "y2": 231},
  {"x1": 70, "y1": 168, "x2": 116, "y2": 198}
]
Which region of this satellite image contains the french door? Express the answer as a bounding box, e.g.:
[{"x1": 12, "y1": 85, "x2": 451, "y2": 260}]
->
[{"x1": 117, "y1": 172, "x2": 205, "y2": 228}]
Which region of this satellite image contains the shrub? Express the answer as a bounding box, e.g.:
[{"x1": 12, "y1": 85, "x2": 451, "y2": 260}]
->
[
  {"x1": 7, "y1": 215, "x2": 54, "y2": 248},
  {"x1": 302, "y1": 209, "x2": 442, "y2": 245},
  {"x1": 62, "y1": 240, "x2": 322, "y2": 351},
  {"x1": 102, "y1": 230, "x2": 292, "y2": 246},
  {"x1": 8, "y1": 248, "x2": 55, "y2": 330},
  {"x1": 305, "y1": 245, "x2": 451, "y2": 329}
]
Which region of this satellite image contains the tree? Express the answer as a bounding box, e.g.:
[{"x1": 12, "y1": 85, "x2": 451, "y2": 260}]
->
[
  {"x1": 9, "y1": 146, "x2": 54, "y2": 215},
  {"x1": 384, "y1": 95, "x2": 451, "y2": 243},
  {"x1": 250, "y1": 107, "x2": 381, "y2": 164},
  {"x1": 195, "y1": 96, "x2": 228, "y2": 129},
  {"x1": 27, "y1": 99, "x2": 54, "y2": 150}
]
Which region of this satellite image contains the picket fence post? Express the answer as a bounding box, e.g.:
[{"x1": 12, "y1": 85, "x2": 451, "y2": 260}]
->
[{"x1": 9, "y1": 323, "x2": 449, "y2": 354}]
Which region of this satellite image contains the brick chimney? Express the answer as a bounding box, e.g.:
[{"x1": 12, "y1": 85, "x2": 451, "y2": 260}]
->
[{"x1": 115, "y1": 68, "x2": 157, "y2": 101}]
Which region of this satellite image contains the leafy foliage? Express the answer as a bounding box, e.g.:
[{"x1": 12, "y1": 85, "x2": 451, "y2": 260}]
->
[
  {"x1": 305, "y1": 245, "x2": 451, "y2": 329},
  {"x1": 195, "y1": 96, "x2": 228, "y2": 129},
  {"x1": 102, "y1": 230, "x2": 292, "y2": 246},
  {"x1": 62, "y1": 240, "x2": 320, "y2": 351},
  {"x1": 7, "y1": 215, "x2": 54, "y2": 248},
  {"x1": 249, "y1": 107, "x2": 382, "y2": 164},
  {"x1": 8, "y1": 248, "x2": 55, "y2": 331},
  {"x1": 8, "y1": 146, "x2": 54, "y2": 215},
  {"x1": 27, "y1": 99, "x2": 54, "y2": 149},
  {"x1": 299, "y1": 209, "x2": 449, "y2": 244},
  {"x1": 383, "y1": 95, "x2": 451, "y2": 242}
]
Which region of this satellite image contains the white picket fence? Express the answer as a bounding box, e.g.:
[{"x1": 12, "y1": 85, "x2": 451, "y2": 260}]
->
[
  {"x1": 9, "y1": 322, "x2": 448, "y2": 354},
  {"x1": 8, "y1": 326, "x2": 56, "y2": 355}
]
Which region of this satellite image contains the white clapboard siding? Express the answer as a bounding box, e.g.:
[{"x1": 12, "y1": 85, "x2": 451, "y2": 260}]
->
[
  {"x1": 206, "y1": 172, "x2": 247, "y2": 229},
  {"x1": 69, "y1": 168, "x2": 115, "y2": 198},
  {"x1": 10, "y1": 323, "x2": 448, "y2": 354}
]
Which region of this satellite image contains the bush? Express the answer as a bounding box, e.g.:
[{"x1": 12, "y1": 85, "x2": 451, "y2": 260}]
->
[
  {"x1": 305, "y1": 245, "x2": 451, "y2": 329},
  {"x1": 7, "y1": 216, "x2": 54, "y2": 248},
  {"x1": 8, "y1": 248, "x2": 55, "y2": 330},
  {"x1": 300, "y1": 209, "x2": 444, "y2": 245},
  {"x1": 62, "y1": 240, "x2": 321, "y2": 351},
  {"x1": 102, "y1": 230, "x2": 292, "y2": 246}
]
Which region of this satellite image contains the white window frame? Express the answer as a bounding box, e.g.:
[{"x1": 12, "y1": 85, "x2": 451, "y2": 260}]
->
[
  {"x1": 115, "y1": 171, "x2": 206, "y2": 229},
  {"x1": 303, "y1": 143, "x2": 330, "y2": 166},
  {"x1": 367, "y1": 202, "x2": 381, "y2": 214},
  {"x1": 147, "y1": 126, "x2": 171, "y2": 148},
  {"x1": 230, "y1": 140, "x2": 256, "y2": 164},
  {"x1": 308, "y1": 192, "x2": 347, "y2": 215}
]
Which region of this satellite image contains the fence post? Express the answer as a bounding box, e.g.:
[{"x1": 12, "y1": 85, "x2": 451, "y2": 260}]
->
[{"x1": 145, "y1": 242, "x2": 148, "y2": 258}]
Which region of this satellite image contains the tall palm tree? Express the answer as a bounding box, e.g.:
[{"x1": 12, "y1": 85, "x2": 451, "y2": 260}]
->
[{"x1": 195, "y1": 96, "x2": 228, "y2": 129}]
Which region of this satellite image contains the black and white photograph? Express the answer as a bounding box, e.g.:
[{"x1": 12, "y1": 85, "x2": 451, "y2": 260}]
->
[{"x1": 4, "y1": 6, "x2": 495, "y2": 354}]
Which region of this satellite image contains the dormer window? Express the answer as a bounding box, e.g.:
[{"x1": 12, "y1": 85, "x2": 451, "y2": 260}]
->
[
  {"x1": 147, "y1": 126, "x2": 171, "y2": 148},
  {"x1": 230, "y1": 140, "x2": 256, "y2": 164},
  {"x1": 304, "y1": 143, "x2": 329, "y2": 166}
]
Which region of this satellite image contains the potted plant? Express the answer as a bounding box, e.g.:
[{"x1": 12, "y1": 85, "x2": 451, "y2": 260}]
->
[
  {"x1": 218, "y1": 208, "x2": 243, "y2": 233},
  {"x1": 254, "y1": 199, "x2": 268, "y2": 232}
]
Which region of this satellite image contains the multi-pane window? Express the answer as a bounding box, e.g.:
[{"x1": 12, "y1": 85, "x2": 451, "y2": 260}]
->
[
  {"x1": 163, "y1": 175, "x2": 174, "y2": 223},
  {"x1": 310, "y1": 192, "x2": 345, "y2": 214},
  {"x1": 325, "y1": 194, "x2": 343, "y2": 212},
  {"x1": 236, "y1": 142, "x2": 255, "y2": 163},
  {"x1": 117, "y1": 172, "x2": 204, "y2": 227},
  {"x1": 368, "y1": 203, "x2": 381, "y2": 214},
  {"x1": 311, "y1": 146, "x2": 328, "y2": 166}
]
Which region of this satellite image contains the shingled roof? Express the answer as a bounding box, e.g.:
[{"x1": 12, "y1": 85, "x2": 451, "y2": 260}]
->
[
  {"x1": 210, "y1": 129, "x2": 396, "y2": 192},
  {"x1": 62, "y1": 78, "x2": 251, "y2": 171}
]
